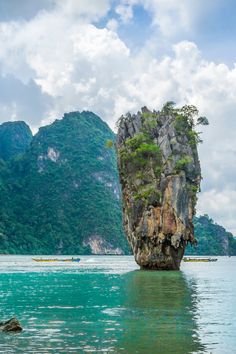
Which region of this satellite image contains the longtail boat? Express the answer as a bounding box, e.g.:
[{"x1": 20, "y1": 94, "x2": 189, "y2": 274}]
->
[
  {"x1": 32, "y1": 258, "x2": 80, "y2": 263},
  {"x1": 183, "y1": 257, "x2": 217, "y2": 262}
]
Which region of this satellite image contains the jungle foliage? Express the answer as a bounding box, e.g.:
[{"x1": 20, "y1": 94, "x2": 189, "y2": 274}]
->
[
  {"x1": 187, "y1": 215, "x2": 236, "y2": 256},
  {"x1": 0, "y1": 112, "x2": 129, "y2": 255}
]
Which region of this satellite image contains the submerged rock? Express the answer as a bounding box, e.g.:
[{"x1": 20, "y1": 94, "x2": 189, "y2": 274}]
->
[
  {"x1": 117, "y1": 104, "x2": 204, "y2": 270},
  {"x1": 0, "y1": 318, "x2": 22, "y2": 332}
]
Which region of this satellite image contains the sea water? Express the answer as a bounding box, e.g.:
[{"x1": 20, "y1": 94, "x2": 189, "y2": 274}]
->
[{"x1": 0, "y1": 256, "x2": 235, "y2": 353}]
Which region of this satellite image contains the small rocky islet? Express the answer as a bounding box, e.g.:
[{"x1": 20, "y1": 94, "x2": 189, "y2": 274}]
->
[
  {"x1": 117, "y1": 102, "x2": 207, "y2": 270},
  {"x1": 0, "y1": 318, "x2": 22, "y2": 332}
]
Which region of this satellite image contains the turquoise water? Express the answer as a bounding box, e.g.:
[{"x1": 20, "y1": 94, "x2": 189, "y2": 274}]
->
[{"x1": 0, "y1": 256, "x2": 235, "y2": 353}]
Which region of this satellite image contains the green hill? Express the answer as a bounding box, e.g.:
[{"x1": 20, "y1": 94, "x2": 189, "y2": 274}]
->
[
  {"x1": 187, "y1": 214, "x2": 236, "y2": 256},
  {"x1": 0, "y1": 112, "x2": 129, "y2": 255},
  {"x1": 0, "y1": 121, "x2": 32, "y2": 161}
]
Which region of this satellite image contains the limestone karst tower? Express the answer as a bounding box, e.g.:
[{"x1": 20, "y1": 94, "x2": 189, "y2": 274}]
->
[{"x1": 116, "y1": 103, "x2": 203, "y2": 270}]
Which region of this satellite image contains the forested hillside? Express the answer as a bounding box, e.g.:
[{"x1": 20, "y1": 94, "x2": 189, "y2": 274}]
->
[
  {"x1": 0, "y1": 112, "x2": 129, "y2": 255},
  {"x1": 187, "y1": 215, "x2": 236, "y2": 255}
]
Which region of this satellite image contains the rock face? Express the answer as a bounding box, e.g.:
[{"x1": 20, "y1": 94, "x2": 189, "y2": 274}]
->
[
  {"x1": 0, "y1": 318, "x2": 22, "y2": 332},
  {"x1": 117, "y1": 104, "x2": 202, "y2": 270}
]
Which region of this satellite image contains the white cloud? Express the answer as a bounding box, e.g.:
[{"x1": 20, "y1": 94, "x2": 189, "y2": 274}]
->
[
  {"x1": 143, "y1": 0, "x2": 191, "y2": 36},
  {"x1": 106, "y1": 18, "x2": 119, "y2": 31},
  {"x1": 119, "y1": 0, "x2": 222, "y2": 38},
  {"x1": 54, "y1": 0, "x2": 111, "y2": 21},
  {"x1": 115, "y1": 3, "x2": 134, "y2": 23},
  {"x1": 0, "y1": 4, "x2": 131, "y2": 128}
]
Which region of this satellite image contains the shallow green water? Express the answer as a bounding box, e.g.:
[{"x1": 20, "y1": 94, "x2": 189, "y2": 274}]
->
[{"x1": 0, "y1": 256, "x2": 235, "y2": 353}]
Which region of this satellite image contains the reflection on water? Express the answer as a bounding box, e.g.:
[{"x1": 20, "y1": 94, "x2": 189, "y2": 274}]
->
[
  {"x1": 0, "y1": 256, "x2": 235, "y2": 353},
  {"x1": 118, "y1": 271, "x2": 205, "y2": 353}
]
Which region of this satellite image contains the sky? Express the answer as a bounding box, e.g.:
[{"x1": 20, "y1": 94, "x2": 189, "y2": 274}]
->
[{"x1": 0, "y1": 0, "x2": 236, "y2": 233}]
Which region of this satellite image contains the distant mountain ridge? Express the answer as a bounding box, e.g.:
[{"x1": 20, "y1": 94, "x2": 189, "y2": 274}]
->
[{"x1": 0, "y1": 114, "x2": 235, "y2": 255}]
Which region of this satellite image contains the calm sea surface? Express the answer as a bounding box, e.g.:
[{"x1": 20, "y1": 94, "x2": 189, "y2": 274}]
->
[{"x1": 0, "y1": 256, "x2": 235, "y2": 353}]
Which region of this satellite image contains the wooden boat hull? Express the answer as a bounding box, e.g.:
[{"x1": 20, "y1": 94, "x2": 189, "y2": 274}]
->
[
  {"x1": 183, "y1": 258, "x2": 217, "y2": 262},
  {"x1": 32, "y1": 258, "x2": 80, "y2": 263}
]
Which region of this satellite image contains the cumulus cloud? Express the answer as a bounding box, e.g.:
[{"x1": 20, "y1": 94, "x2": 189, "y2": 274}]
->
[
  {"x1": 0, "y1": 1, "x2": 235, "y2": 233},
  {"x1": 54, "y1": 0, "x2": 111, "y2": 22},
  {"x1": 142, "y1": 0, "x2": 192, "y2": 36},
  {"x1": 115, "y1": 3, "x2": 134, "y2": 23},
  {"x1": 0, "y1": 0, "x2": 128, "y2": 129},
  {"x1": 106, "y1": 18, "x2": 119, "y2": 31},
  {"x1": 120, "y1": 0, "x2": 222, "y2": 38}
]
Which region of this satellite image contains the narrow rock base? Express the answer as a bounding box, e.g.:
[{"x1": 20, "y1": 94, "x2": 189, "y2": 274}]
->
[{"x1": 136, "y1": 245, "x2": 185, "y2": 270}]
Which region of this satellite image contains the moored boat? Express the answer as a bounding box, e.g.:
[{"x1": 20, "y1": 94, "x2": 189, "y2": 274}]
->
[
  {"x1": 183, "y1": 257, "x2": 217, "y2": 262},
  {"x1": 32, "y1": 258, "x2": 80, "y2": 263}
]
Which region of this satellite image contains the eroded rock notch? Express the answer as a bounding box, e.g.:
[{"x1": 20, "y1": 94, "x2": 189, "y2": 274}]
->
[{"x1": 117, "y1": 103, "x2": 206, "y2": 270}]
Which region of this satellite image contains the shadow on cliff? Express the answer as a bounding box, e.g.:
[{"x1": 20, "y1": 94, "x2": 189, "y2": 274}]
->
[{"x1": 116, "y1": 270, "x2": 206, "y2": 354}]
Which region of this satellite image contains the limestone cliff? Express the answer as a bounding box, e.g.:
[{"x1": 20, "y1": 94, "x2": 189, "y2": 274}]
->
[{"x1": 117, "y1": 103, "x2": 204, "y2": 270}]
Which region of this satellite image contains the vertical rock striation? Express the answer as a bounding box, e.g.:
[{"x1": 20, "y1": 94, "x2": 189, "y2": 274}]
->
[{"x1": 117, "y1": 104, "x2": 203, "y2": 270}]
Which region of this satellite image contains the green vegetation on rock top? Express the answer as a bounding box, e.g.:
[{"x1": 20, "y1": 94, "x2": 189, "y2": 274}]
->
[{"x1": 117, "y1": 103, "x2": 205, "y2": 208}]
